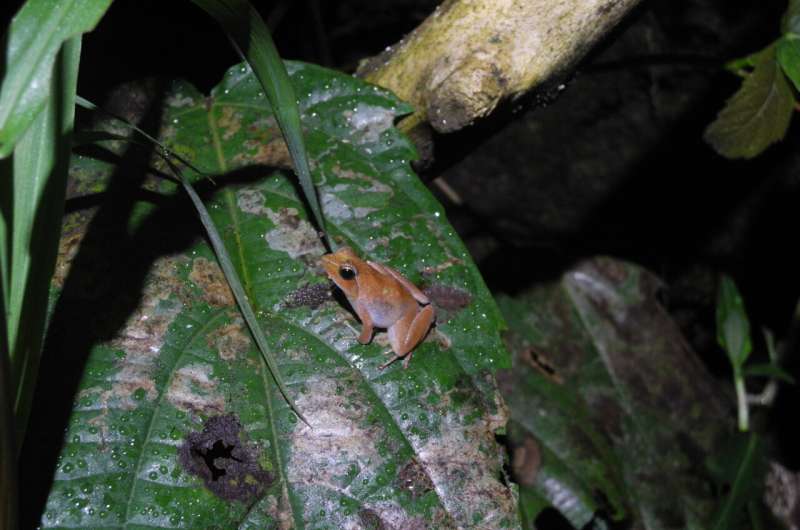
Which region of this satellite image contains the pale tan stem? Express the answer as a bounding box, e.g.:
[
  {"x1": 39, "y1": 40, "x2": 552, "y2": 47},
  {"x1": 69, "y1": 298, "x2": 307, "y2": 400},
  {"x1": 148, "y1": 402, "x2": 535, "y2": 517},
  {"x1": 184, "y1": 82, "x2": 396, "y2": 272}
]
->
[{"x1": 359, "y1": 0, "x2": 641, "y2": 132}]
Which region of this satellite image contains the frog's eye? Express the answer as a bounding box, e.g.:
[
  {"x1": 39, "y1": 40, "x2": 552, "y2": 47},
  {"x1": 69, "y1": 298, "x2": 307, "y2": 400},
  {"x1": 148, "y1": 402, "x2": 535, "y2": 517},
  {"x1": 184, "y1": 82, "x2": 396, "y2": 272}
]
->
[{"x1": 338, "y1": 265, "x2": 357, "y2": 280}]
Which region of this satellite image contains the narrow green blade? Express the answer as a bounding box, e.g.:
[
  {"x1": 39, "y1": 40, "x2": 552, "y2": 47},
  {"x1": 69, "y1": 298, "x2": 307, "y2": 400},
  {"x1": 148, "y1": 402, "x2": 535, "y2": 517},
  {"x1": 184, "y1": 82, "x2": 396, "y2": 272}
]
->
[
  {"x1": 190, "y1": 0, "x2": 327, "y2": 244},
  {"x1": 0, "y1": 37, "x2": 81, "y2": 446},
  {"x1": 0, "y1": 0, "x2": 111, "y2": 157}
]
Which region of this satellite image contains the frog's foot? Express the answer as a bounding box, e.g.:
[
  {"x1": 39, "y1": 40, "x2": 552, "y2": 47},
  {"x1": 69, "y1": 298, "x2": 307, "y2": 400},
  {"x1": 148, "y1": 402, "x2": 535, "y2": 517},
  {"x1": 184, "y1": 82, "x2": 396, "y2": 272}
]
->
[
  {"x1": 402, "y1": 351, "x2": 413, "y2": 369},
  {"x1": 379, "y1": 351, "x2": 408, "y2": 370}
]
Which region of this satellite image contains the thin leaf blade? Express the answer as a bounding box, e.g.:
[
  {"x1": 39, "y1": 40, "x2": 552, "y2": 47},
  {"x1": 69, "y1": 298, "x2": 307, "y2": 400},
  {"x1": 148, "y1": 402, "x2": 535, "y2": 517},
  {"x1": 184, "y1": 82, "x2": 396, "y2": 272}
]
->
[
  {"x1": 0, "y1": 0, "x2": 111, "y2": 157},
  {"x1": 742, "y1": 363, "x2": 795, "y2": 384},
  {"x1": 1, "y1": 37, "x2": 82, "y2": 447},
  {"x1": 190, "y1": 0, "x2": 327, "y2": 242}
]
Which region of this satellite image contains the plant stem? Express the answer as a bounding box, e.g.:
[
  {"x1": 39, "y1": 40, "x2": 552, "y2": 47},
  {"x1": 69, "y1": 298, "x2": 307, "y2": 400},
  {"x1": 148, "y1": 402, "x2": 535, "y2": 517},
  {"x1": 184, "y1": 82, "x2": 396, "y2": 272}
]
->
[{"x1": 734, "y1": 370, "x2": 749, "y2": 431}]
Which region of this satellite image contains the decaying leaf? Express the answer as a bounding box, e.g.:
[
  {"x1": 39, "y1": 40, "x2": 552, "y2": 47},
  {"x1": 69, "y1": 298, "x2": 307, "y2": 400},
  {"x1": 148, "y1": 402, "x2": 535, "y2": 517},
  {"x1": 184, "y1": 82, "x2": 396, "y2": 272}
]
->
[{"x1": 499, "y1": 257, "x2": 731, "y2": 529}]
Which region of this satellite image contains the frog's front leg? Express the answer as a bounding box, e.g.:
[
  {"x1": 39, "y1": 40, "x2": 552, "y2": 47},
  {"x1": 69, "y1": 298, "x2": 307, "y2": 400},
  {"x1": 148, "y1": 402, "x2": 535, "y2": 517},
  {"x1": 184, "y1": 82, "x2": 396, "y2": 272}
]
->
[
  {"x1": 352, "y1": 301, "x2": 375, "y2": 344},
  {"x1": 380, "y1": 305, "x2": 435, "y2": 369}
]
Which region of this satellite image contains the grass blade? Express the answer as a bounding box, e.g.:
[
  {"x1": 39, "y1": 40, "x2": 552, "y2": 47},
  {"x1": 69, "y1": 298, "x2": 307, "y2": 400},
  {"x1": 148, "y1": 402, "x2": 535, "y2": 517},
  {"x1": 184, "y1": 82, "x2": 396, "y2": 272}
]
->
[
  {"x1": 189, "y1": 0, "x2": 328, "y2": 248},
  {"x1": 1, "y1": 37, "x2": 81, "y2": 447},
  {"x1": 711, "y1": 434, "x2": 764, "y2": 530},
  {"x1": 75, "y1": 94, "x2": 309, "y2": 425},
  {"x1": 163, "y1": 157, "x2": 309, "y2": 426},
  {"x1": 0, "y1": 0, "x2": 111, "y2": 157}
]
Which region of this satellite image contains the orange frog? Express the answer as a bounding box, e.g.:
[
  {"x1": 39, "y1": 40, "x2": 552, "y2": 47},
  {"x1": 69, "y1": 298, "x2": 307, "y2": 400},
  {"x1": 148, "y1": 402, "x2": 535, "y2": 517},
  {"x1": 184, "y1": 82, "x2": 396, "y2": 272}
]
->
[{"x1": 321, "y1": 247, "x2": 435, "y2": 369}]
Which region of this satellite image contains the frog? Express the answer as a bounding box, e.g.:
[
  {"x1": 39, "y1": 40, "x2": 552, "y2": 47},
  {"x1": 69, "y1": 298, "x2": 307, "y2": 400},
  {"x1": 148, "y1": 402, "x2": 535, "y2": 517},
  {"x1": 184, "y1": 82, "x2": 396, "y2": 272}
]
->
[{"x1": 321, "y1": 247, "x2": 435, "y2": 369}]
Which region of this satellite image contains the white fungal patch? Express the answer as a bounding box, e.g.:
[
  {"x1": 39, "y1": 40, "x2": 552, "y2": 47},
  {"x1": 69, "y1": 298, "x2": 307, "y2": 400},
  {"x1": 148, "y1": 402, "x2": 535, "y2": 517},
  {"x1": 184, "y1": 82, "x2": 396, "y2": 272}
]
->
[
  {"x1": 236, "y1": 188, "x2": 325, "y2": 259},
  {"x1": 107, "y1": 257, "x2": 185, "y2": 408},
  {"x1": 264, "y1": 211, "x2": 323, "y2": 259},
  {"x1": 288, "y1": 378, "x2": 383, "y2": 489},
  {"x1": 166, "y1": 93, "x2": 195, "y2": 108},
  {"x1": 343, "y1": 103, "x2": 395, "y2": 144},
  {"x1": 413, "y1": 390, "x2": 515, "y2": 528},
  {"x1": 79, "y1": 256, "x2": 187, "y2": 436},
  {"x1": 320, "y1": 192, "x2": 354, "y2": 220},
  {"x1": 237, "y1": 188, "x2": 270, "y2": 215},
  {"x1": 166, "y1": 363, "x2": 225, "y2": 415}
]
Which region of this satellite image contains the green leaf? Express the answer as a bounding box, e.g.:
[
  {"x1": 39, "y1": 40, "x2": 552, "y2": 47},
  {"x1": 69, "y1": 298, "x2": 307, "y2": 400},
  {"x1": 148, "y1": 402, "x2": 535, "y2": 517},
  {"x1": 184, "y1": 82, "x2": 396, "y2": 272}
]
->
[
  {"x1": 1, "y1": 36, "x2": 82, "y2": 446},
  {"x1": 517, "y1": 486, "x2": 550, "y2": 529},
  {"x1": 716, "y1": 275, "x2": 752, "y2": 369},
  {"x1": 171, "y1": 164, "x2": 309, "y2": 425},
  {"x1": 782, "y1": 0, "x2": 800, "y2": 34},
  {"x1": 724, "y1": 51, "x2": 760, "y2": 74},
  {"x1": 499, "y1": 258, "x2": 730, "y2": 529},
  {"x1": 40, "y1": 62, "x2": 517, "y2": 528},
  {"x1": 742, "y1": 362, "x2": 796, "y2": 384},
  {"x1": 704, "y1": 44, "x2": 795, "y2": 159},
  {"x1": 778, "y1": 34, "x2": 800, "y2": 91},
  {"x1": 0, "y1": 0, "x2": 111, "y2": 158},
  {"x1": 190, "y1": 0, "x2": 327, "y2": 244},
  {"x1": 708, "y1": 433, "x2": 766, "y2": 530}
]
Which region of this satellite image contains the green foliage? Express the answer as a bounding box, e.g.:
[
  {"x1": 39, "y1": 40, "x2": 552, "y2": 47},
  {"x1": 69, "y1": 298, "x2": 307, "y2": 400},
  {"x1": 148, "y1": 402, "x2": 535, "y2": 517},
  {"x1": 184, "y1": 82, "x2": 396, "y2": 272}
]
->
[
  {"x1": 716, "y1": 275, "x2": 753, "y2": 369},
  {"x1": 191, "y1": 0, "x2": 327, "y2": 243},
  {"x1": 708, "y1": 433, "x2": 767, "y2": 530},
  {"x1": 40, "y1": 61, "x2": 517, "y2": 528},
  {"x1": 0, "y1": 0, "x2": 111, "y2": 157},
  {"x1": 499, "y1": 258, "x2": 731, "y2": 530},
  {"x1": 172, "y1": 166, "x2": 310, "y2": 424},
  {"x1": 705, "y1": 0, "x2": 800, "y2": 159},
  {"x1": 714, "y1": 275, "x2": 793, "y2": 432},
  {"x1": 704, "y1": 44, "x2": 794, "y2": 159},
  {"x1": 777, "y1": 34, "x2": 800, "y2": 91},
  {"x1": 1, "y1": 3, "x2": 112, "y2": 529},
  {"x1": 782, "y1": 0, "x2": 800, "y2": 34},
  {"x1": 742, "y1": 362, "x2": 796, "y2": 383}
]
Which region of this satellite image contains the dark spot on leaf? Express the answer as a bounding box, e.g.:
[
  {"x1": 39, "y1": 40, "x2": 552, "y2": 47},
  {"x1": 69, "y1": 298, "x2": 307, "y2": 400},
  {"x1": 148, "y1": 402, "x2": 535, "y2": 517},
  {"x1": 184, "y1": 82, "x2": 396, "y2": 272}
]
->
[
  {"x1": 358, "y1": 508, "x2": 388, "y2": 530},
  {"x1": 189, "y1": 257, "x2": 234, "y2": 307},
  {"x1": 179, "y1": 414, "x2": 274, "y2": 503},
  {"x1": 424, "y1": 284, "x2": 472, "y2": 315},
  {"x1": 283, "y1": 282, "x2": 332, "y2": 309},
  {"x1": 395, "y1": 458, "x2": 435, "y2": 500},
  {"x1": 207, "y1": 321, "x2": 250, "y2": 361},
  {"x1": 521, "y1": 346, "x2": 563, "y2": 384}
]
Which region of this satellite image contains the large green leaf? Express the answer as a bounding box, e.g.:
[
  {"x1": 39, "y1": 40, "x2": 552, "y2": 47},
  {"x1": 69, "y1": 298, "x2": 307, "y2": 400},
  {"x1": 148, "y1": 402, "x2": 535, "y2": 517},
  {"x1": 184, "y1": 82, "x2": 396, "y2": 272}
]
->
[
  {"x1": 0, "y1": 0, "x2": 112, "y2": 157},
  {"x1": 704, "y1": 44, "x2": 794, "y2": 159},
  {"x1": 39, "y1": 62, "x2": 518, "y2": 528},
  {"x1": 498, "y1": 258, "x2": 731, "y2": 530}
]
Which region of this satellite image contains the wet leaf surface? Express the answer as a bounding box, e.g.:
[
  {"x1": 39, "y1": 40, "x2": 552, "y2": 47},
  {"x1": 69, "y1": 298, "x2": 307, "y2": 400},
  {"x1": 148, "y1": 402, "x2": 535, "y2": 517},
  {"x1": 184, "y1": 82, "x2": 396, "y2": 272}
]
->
[
  {"x1": 39, "y1": 62, "x2": 517, "y2": 528},
  {"x1": 498, "y1": 257, "x2": 732, "y2": 530}
]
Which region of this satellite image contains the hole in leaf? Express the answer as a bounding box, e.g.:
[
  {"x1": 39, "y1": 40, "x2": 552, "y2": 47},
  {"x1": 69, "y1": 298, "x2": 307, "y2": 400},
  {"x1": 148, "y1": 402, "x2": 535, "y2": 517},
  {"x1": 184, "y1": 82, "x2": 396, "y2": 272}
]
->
[
  {"x1": 193, "y1": 439, "x2": 241, "y2": 481},
  {"x1": 179, "y1": 414, "x2": 274, "y2": 502}
]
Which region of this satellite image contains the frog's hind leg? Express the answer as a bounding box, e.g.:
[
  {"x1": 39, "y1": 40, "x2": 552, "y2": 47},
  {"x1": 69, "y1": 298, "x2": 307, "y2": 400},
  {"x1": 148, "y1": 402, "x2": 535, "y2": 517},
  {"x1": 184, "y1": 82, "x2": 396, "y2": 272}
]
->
[{"x1": 379, "y1": 305, "x2": 435, "y2": 370}]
